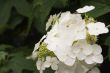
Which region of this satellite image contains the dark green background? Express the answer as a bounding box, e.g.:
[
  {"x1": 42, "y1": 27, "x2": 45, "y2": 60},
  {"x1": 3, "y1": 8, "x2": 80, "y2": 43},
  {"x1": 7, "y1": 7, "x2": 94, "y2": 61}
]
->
[{"x1": 0, "y1": 0, "x2": 110, "y2": 73}]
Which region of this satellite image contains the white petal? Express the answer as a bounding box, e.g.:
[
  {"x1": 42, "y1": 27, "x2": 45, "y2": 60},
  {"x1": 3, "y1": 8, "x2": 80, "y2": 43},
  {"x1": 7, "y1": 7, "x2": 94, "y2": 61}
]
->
[
  {"x1": 85, "y1": 56, "x2": 94, "y2": 64},
  {"x1": 92, "y1": 54, "x2": 103, "y2": 63},
  {"x1": 92, "y1": 44, "x2": 102, "y2": 55},
  {"x1": 36, "y1": 59, "x2": 46, "y2": 71},
  {"x1": 51, "y1": 64, "x2": 58, "y2": 70},
  {"x1": 72, "y1": 43, "x2": 81, "y2": 54},
  {"x1": 36, "y1": 60, "x2": 42, "y2": 70},
  {"x1": 54, "y1": 49, "x2": 67, "y2": 62},
  {"x1": 51, "y1": 57, "x2": 59, "y2": 64},
  {"x1": 40, "y1": 35, "x2": 47, "y2": 42},
  {"x1": 77, "y1": 52, "x2": 86, "y2": 60},
  {"x1": 76, "y1": 5, "x2": 95, "y2": 13},
  {"x1": 44, "y1": 61, "x2": 51, "y2": 68},
  {"x1": 82, "y1": 44, "x2": 93, "y2": 55},
  {"x1": 31, "y1": 51, "x2": 38, "y2": 60},
  {"x1": 64, "y1": 57, "x2": 76, "y2": 66},
  {"x1": 87, "y1": 22, "x2": 109, "y2": 35},
  {"x1": 46, "y1": 56, "x2": 51, "y2": 61},
  {"x1": 59, "y1": 11, "x2": 71, "y2": 24},
  {"x1": 41, "y1": 65, "x2": 46, "y2": 70},
  {"x1": 68, "y1": 51, "x2": 77, "y2": 58}
]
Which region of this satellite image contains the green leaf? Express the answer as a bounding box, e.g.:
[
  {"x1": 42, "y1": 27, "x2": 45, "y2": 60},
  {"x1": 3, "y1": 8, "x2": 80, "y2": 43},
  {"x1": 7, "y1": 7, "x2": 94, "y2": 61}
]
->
[
  {"x1": 6, "y1": 52, "x2": 35, "y2": 73},
  {"x1": 0, "y1": 67, "x2": 8, "y2": 73},
  {"x1": 13, "y1": 0, "x2": 33, "y2": 36},
  {"x1": 105, "y1": 36, "x2": 110, "y2": 46},
  {"x1": 80, "y1": 0, "x2": 110, "y2": 17},
  {"x1": 108, "y1": 48, "x2": 110, "y2": 61},
  {"x1": 59, "y1": 0, "x2": 68, "y2": 6},
  {"x1": 0, "y1": 0, "x2": 12, "y2": 24},
  {"x1": 0, "y1": 25, "x2": 7, "y2": 34},
  {"x1": 33, "y1": 0, "x2": 55, "y2": 33},
  {"x1": 53, "y1": 0, "x2": 68, "y2": 8},
  {"x1": 105, "y1": 36, "x2": 110, "y2": 61},
  {"x1": 0, "y1": 0, "x2": 12, "y2": 34},
  {"x1": 13, "y1": 0, "x2": 32, "y2": 17},
  {"x1": 0, "y1": 44, "x2": 13, "y2": 51},
  {"x1": 0, "y1": 51, "x2": 7, "y2": 62},
  {"x1": 8, "y1": 14, "x2": 24, "y2": 29}
]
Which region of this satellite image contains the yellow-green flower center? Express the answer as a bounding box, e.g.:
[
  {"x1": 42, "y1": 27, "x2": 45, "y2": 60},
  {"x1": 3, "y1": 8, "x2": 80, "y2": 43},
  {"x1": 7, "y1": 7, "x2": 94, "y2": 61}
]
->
[{"x1": 37, "y1": 43, "x2": 55, "y2": 58}]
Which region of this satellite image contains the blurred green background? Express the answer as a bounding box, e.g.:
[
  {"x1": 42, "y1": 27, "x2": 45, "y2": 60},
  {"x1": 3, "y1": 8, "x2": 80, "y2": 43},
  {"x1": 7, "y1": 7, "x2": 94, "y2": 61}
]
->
[{"x1": 0, "y1": 0, "x2": 110, "y2": 73}]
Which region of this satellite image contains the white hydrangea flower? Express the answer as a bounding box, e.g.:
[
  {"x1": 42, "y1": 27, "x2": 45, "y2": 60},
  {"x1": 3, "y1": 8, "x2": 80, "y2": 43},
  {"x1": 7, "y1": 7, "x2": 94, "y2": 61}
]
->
[
  {"x1": 70, "y1": 40, "x2": 103, "y2": 64},
  {"x1": 76, "y1": 5, "x2": 95, "y2": 13},
  {"x1": 44, "y1": 56, "x2": 59, "y2": 70},
  {"x1": 36, "y1": 59, "x2": 46, "y2": 73},
  {"x1": 87, "y1": 22, "x2": 109, "y2": 35},
  {"x1": 32, "y1": 8, "x2": 108, "y2": 73},
  {"x1": 44, "y1": 11, "x2": 86, "y2": 51},
  {"x1": 44, "y1": 12, "x2": 86, "y2": 66}
]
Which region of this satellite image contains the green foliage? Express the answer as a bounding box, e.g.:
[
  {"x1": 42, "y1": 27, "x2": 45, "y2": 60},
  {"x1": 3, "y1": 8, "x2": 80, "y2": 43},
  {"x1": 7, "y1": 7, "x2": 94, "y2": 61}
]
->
[
  {"x1": 105, "y1": 36, "x2": 110, "y2": 61},
  {"x1": 33, "y1": 0, "x2": 55, "y2": 33},
  {"x1": 13, "y1": 0, "x2": 32, "y2": 17},
  {"x1": 0, "y1": 0, "x2": 110, "y2": 73},
  {"x1": 0, "y1": 51, "x2": 7, "y2": 63},
  {"x1": 0, "y1": 0, "x2": 12, "y2": 24},
  {"x1": 6, "y1": 52, "x2": 36, "y2": 73},
  {"x1": 0, "y1": 0, "x2": 12, "y2": 34}
]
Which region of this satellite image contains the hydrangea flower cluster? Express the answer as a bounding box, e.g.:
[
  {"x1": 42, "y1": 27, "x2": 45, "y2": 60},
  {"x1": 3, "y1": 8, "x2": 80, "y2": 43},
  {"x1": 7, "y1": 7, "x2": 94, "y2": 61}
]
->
[{"x1": 30, "y1": 5, "x2": 109, "y2": 73}]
